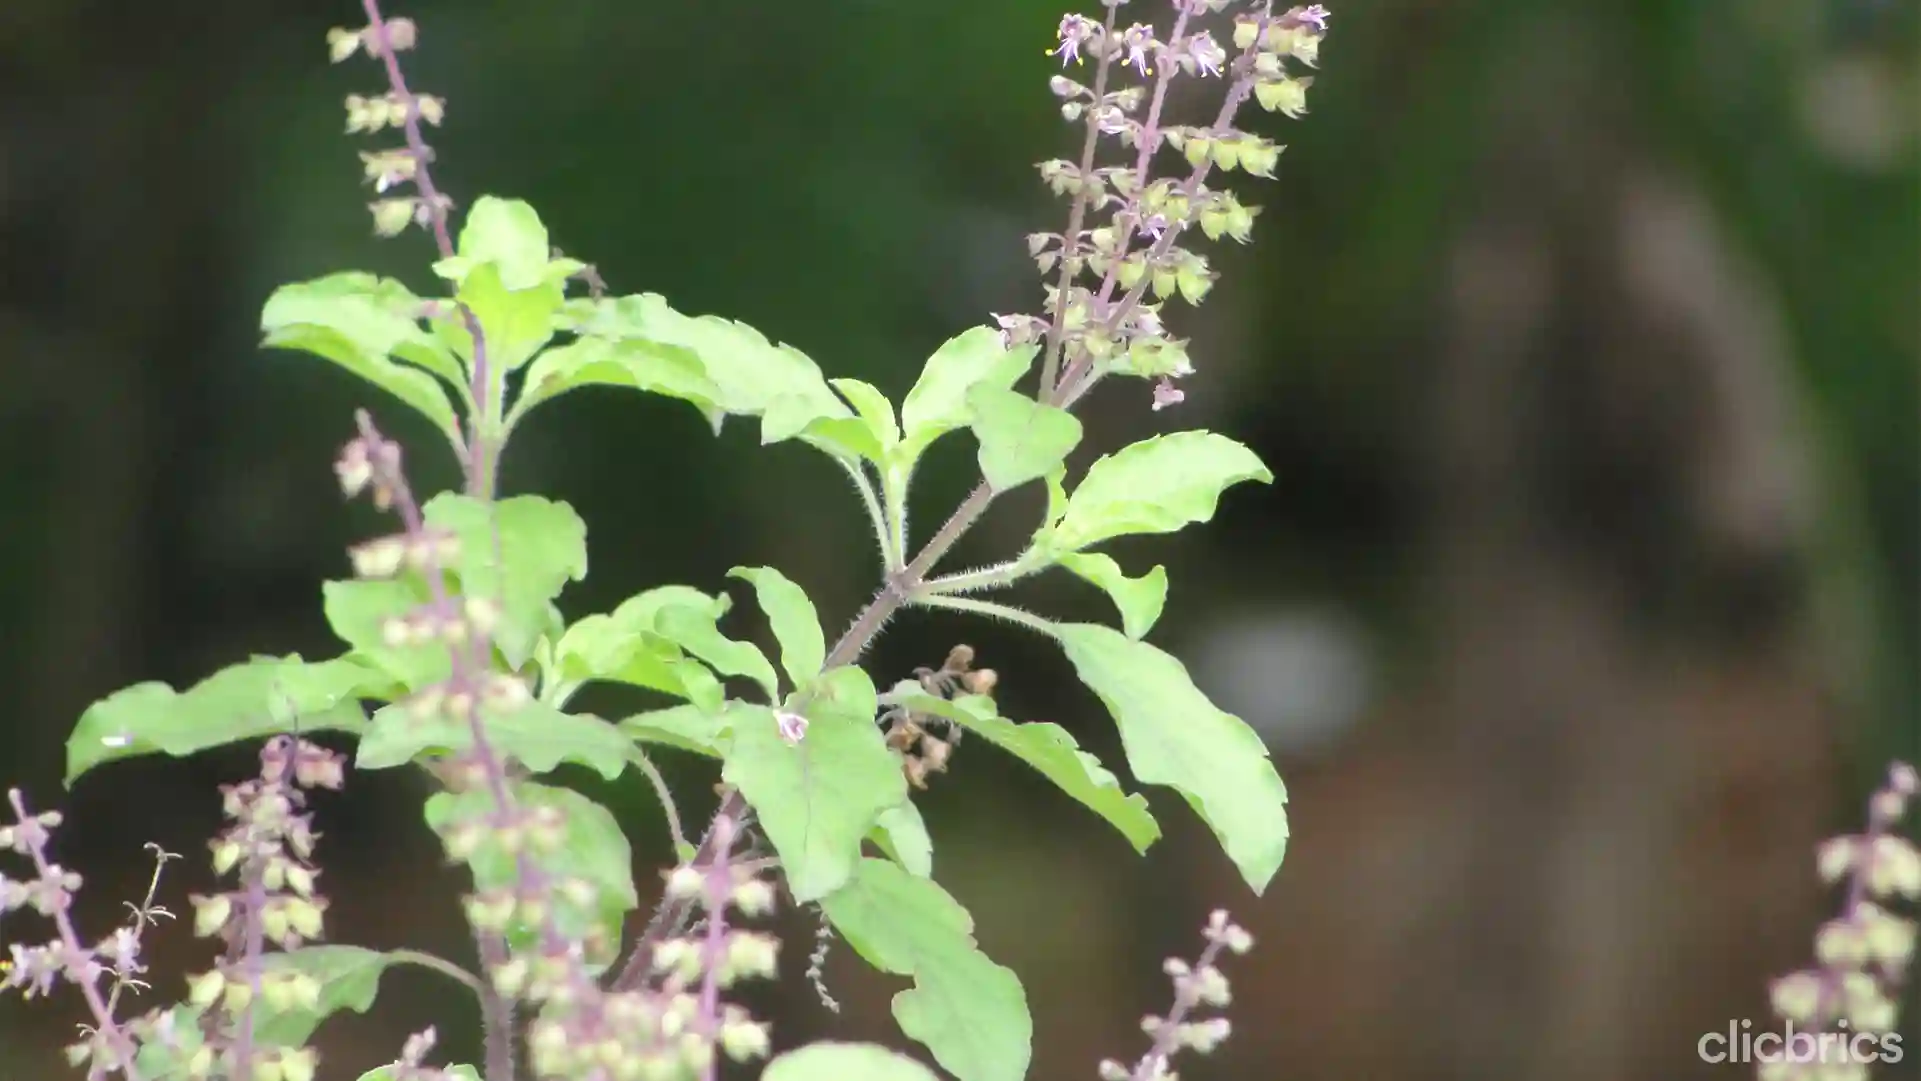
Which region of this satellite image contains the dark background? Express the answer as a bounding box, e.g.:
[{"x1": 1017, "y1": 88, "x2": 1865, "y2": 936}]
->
[{"x1": 3, "y1": 1, "x2": 1917, "y2": 1078}]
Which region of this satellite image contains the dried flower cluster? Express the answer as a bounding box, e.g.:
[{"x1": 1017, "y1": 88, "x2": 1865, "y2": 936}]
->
[
  {"x1": 1098, "y1": 909, "x2": 1254, "y2": 1081},
  {"x1": 876, "y1": 645, "x2": 999, "y2": 791},
  {"x1": 1002, "y1": 1, "x2": 1331, "y2": 412},
  {"x1": 1761, "y1": 761, "x2": 1920, "y2": 1080}
]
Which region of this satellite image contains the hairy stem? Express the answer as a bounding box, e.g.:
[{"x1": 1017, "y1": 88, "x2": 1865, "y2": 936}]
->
[
  {"x1": 909, "y1": 593, "x2": 1059, "y2": 638},
  {"x1": 836, "y1": 458, "x2": 900, "y2": 572},
  {"x1": 918, "y1": 557, "x2": 1039, "y2": 596},
  {"x1": 386, "y1": 948, "x2": 488, "y2": 997},
  {"x1": 627, "y1": 746, "x2": 689, "y2": 855},
  {"x1": 472, "y1": 930, "x2": 517, "y2": 1081}
]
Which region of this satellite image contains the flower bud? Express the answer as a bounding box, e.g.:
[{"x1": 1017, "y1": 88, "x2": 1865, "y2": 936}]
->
[
  {"x1": 1769, "y1": 970, "x2": 1825, "y2": 1023},
  {"x1": 191, "y1": 894, "x2": 233, "y2": 938},
  {"x1": 720, "y1": 1019, "x2": 772, "y2": 1062}
]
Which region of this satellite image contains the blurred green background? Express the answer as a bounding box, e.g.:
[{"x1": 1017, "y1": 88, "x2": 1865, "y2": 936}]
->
[{"x1": 2, "y1": 0, "x2": 1916, "y2": 1078}]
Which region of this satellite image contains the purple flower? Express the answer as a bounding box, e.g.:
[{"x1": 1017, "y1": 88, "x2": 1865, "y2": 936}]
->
[
  {"x1": 775, "y1": 711, "x2": 809, "y2": 745},
  {"x1": 1186, "y1": 30, "x2": 1226, "y2": 78},
  {"x1": 1152, "y1": 377, "x2": 1185, "y2": 411},
  {"x1": 1289, "y1": 4, "x2": 1332, "y2": 34},
  {"x1": 1051, "y1": 14, "x2": 1095, "y2": 67},
  {"x1": 1121, "y1": 24, "x2": 1156, "y2": 76}
]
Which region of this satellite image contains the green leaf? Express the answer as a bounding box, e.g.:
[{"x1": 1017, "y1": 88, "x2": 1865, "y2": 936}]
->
[
  {"x1": 425, "y1": 782, "x2": 637, "y2": 969},
  {"x1": 251, "y1": 945, "x2": 394, "y2": 1045},
  {"x1": 554, "y1": 616, "x2": 725, "y2": 713},
  {"x1": 1054, "y1": 623, "x2": 1289, "y2": 894},
  {"x1": 443, "y1": 196, "x2": 557, "y2": 292},
  {"x1": 722, "y1": 675, "x2": 906, "y2": 902},
  {"x1": 444, "y1": 261, "x2": 561, "y2": 374},
  {"x1": 618, "y1": 703, "x2": 729, "y2": 757},
  {"x1": 898, "y1": 327, "x2": 1036, "y2": 468},
  {"x1": 565, "y1": 294, "x2": 848, "y2": 444},
  {"x1": 66, "y1": 655, "x2": 380, "y2": 787},
  {"x1": 811, "y1": 377, "x2": 902, "y2": 469},
  {"x1": 511, "y1": 336, "x2": 724, "y2": 429},
  {"x1": 322, "y1": 579, "x2": 450, "y2": 691},
  {"x1": 891, "y1": 690, "x2": 1159, "y2": 855},
  {"x1": 822, "y1": 859, "x2": 1031, "y2": 1081},
  {"x1": 553, "y1": 587, "x2": 776, "y2": 706},
  {"x1": 552, "y1": 586, "x2": 737, "y2": 711},
  {"x1": 357, "y1": 699, "x2": 629, "y2": 779},
  {"x1": 424, "y1": 494, "x2": 589, "y2": 669},
  {"x1": 727, "y1": 566, "x2": 826, "y2": 689},
  {"x1": 809, "y1": 663, "x2": 881, "y2": 721},
  {"x1": 795, "y1": 415, "x2": 888, "y2": 465},
  {"x1": 429, "y1": 199, "x2": 585, "y2": 377},
  {"x1": 133, "y1": 1007, "x2": 210, "y2": 1075},
  {"x1": 872, "y1": 800, "x2": 934, "y2": 878},
  {"x1": 1042, "y1": 467, "x2": 1069, "y2": 527},
  {"x1": 358, "y1": 1068, "x2": 482, "y2": 1081},
  {"x1": 831, "y1": 377, "x2": 902, "y2": 455},
  {"x1": 260, "y1": 273, "x2": 463, "y2": 440},
  {"x1": 1046, "y1": 431, "x2": 1272, "y2": 554},
  {"x1": 966, "y1": 384, "x2": 1082, "y2": 492},
  {"x1": 763, "y1": 1043, "x2": 941, "y2": 1081},
  {"x1": 654, "y1": 604, "x2": 781, "y2": 705},
  {"x1": 1056, "y1": 552, "x2": 1168, "y2": 640}
]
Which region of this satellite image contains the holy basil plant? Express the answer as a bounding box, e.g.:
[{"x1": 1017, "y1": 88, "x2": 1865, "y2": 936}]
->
[
  {"x1": 19, "y1": 5, "x2": 1334, "y2": 1081},
  {"x1": 64, "y1": 199, "x2": 1285, "y2": 1080}
]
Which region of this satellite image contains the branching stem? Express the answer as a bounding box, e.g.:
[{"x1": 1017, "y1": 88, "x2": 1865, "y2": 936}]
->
[
  {"x1": 918, "y1": 558, "x2": 1037, "y2": 596},
  {"x1": 6, "y1": 791, "x2": 145, "y2": 1081},
  {"x1": 616, "y1": 0, "x2": 1286, "y2": 1000},
  {"x1": 386, "y1": 948, "x2": 489, "y2": 997},
  {"x1": 836, "y1": 458, "x2": 900, "y2": 572},
  {"x1": 909, "y1": 593, "x2": 1059, "y2": 638}
]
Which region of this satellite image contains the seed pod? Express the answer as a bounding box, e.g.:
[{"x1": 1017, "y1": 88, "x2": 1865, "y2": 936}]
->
[{"x1": 962, "y1": 668, "x2": 999, "y2": 695}]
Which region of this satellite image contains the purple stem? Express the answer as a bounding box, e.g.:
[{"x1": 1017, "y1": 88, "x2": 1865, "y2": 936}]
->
[
  {"x1": 1056, "y1": 7, "x2": 1272, "y2": 407},
  {"x1": 694, "y1": 816, "x2": 738, "y2": 1081},
  {"x1": 228, "y1": 859, "x2": 269, "y2": 1081},
  {"x1": 359, "y1": 0, "x2": 498, "y2": 499},
  {"x1": 1040, "y1": 1, "x2": 1123, "y2": 396},
  {"x1": 354, "y1": 414, "x2": 520, "y2": 1081},
  {"x1": 6, "y1": 790, "x2": 144, "y2": 1080}
]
